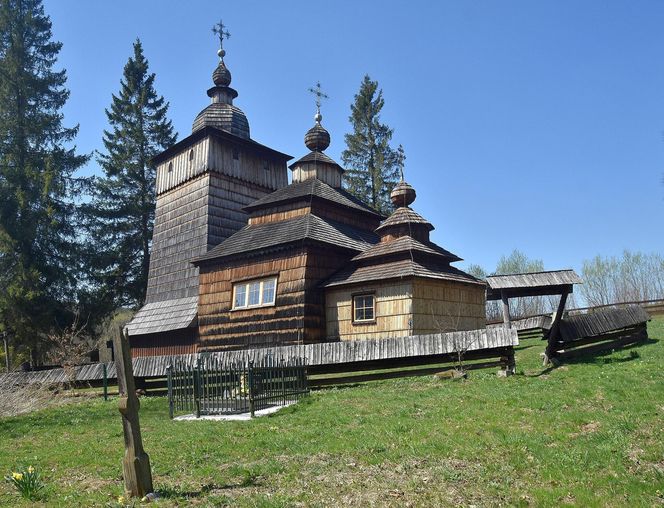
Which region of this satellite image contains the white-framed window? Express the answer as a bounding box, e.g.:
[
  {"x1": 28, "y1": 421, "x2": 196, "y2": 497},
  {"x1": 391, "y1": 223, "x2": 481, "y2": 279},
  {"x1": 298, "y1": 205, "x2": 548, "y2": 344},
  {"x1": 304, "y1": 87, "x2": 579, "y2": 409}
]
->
[
  {"x1": 233, "y1": 276, "x2": 277, "y2": 309},
  {"x1": 353, "y1": 294, "x2": 375, "y2": 323}
]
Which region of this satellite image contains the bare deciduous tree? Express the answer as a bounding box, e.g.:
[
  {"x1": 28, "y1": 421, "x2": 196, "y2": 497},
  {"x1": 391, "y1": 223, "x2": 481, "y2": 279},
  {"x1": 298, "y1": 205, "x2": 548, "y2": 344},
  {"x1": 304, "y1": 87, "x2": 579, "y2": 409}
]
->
[{"x1": 47, "y1": 315, "x2": 90, "y2": 389}]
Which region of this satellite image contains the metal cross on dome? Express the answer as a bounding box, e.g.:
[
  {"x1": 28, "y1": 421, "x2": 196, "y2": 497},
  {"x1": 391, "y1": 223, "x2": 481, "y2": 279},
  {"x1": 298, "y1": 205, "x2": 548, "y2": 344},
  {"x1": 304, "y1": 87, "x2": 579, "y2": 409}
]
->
[
  {"x1": 308, "y1": 81, "x2": 329, "y2": 115},
  {"x1": 212, "y1": 19, "x2": 231, "y2": 50}
]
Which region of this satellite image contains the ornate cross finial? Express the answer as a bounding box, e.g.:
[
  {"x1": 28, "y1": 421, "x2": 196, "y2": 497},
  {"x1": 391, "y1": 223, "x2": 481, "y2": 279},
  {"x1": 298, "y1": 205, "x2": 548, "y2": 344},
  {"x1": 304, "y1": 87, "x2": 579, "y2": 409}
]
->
[
  {"x1": 212, "y1": 19, "x2": 231, "y2": 58},
  {"x1": 308, "y1": 81, "x2": 329, "y2": 122}
]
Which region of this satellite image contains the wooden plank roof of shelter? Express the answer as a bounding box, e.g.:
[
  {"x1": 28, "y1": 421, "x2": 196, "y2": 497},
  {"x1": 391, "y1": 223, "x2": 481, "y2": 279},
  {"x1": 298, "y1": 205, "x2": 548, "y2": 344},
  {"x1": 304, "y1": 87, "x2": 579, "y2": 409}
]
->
[
  {"x1": 242, "y1": 178, "x2": 383, "y2": 218},
  {"x1": 324, "y1": 257, "x2": 484, "y2": 288},
  {"x1": 558, "y1": 305, "x2": 650, "y2": 342},
  {"x1": 125, "y1": 296, "x2": 198, "y2": 336},
  {"x1": 152, "y1": 125, "x2": 292, "y2": 165},
  {"x1": 0, "y1": 327, "x2": 518, "y2": 385},
  {"x1": 486, "y1": 269, "x2": 582, "y2": 300},
  {"x1": 192, "y1": 214, "x2": 378, "y2": 265}
]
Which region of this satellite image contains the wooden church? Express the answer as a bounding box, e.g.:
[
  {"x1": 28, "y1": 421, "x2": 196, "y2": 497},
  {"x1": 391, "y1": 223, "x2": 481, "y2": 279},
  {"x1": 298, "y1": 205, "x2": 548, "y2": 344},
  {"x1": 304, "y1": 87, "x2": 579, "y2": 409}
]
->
[{"x1": 126, "y1": 31, "x2": 485, "y2": 356}]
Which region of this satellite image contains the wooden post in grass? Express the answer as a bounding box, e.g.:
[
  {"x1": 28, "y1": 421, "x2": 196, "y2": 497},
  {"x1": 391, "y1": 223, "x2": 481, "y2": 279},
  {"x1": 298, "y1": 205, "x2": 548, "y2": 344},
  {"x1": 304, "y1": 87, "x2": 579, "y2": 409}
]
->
[
  {"x1": 114, "y1": 327, "x2": 153, "y2": 498},
  {"x1": 543, "y1": 290, "x2": 569, "y2": 365}
]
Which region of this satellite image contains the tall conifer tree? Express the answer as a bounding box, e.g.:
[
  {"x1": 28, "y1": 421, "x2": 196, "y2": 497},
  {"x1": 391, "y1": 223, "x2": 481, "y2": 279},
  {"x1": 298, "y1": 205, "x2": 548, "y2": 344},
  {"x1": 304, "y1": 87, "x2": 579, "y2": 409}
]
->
[
  {"x1": 0, "y1": 0, "x2": 88, "y2": 362},
  {"x1": 83, "y1": 39, "x2": 176, "y2": 309},
  {"x1": 342, "y1": 75, "x2": 404, "y2": 215}
]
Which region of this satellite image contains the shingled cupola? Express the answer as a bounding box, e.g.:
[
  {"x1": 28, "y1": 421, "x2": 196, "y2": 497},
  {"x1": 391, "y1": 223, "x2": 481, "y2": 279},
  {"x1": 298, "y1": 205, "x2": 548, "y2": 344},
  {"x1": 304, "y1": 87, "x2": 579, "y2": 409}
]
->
[
  {"x1": 289, "y1": 82, "x2": 345, "y2": 188},
  {"x1": 375, "y1": 180, "x2": 434, "y2": 244},
  {"x1": 192, "y1": 32, "x2": 250, "y2": 139}
]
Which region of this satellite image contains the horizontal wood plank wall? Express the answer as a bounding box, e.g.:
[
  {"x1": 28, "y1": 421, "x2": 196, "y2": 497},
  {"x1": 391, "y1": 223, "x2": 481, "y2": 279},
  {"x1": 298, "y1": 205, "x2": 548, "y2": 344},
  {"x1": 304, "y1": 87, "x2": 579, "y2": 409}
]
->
[
  {"x1": 146, "y1": 175, "x2": 210, "y2": 302},
  {"x1": 311, "y1": 201, "x2": 382, "y2": 231},
  {"x1": 249, "y1": 206, "x2": 311, "y2": 225},
  {"x1": 198, "y1": 245, "x2": 354, "y2": 350},
  {"x1": 326, "y1": 281, "x2": 414, "y2": 341},
  {"x1": 412, "y1": 279, "x2": 486, "y2": 333},
  {"x1": 129, "y1": 329, "x2": 198, "y2": 358},
  {"x1": 198, "y1": 248, "x2": 309, "y2": 350}
]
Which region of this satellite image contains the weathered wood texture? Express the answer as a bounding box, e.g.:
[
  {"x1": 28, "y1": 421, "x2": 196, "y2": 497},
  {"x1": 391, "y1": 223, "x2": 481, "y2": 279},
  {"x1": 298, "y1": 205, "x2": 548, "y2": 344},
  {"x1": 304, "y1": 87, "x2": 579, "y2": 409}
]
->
[
  {"x1": 0, "y1": 328, "x2": 518, "y2": 386},
  {"x1": 114, "y1": 329, "x2": 153, "y2": 498},
  {"x1": 412, "y1": 279, "x2": 486, "y2": 333},
  {"x1": 326, "y1": 281, "x2": 414, "y2": 341},
  {"x1": 291, "y1": 161, "x2": 341, "y2": 188},
  {"x1": 486, "y1": 269, "x2": 581, "y2": 300},
  {"x1": 155, "y1": 135, "x2": 287, "y2": 196},
  {"x1": 129, "y1": 328, "x2": 199, "y2": 358},
  {"x1": 198, "y1": 245, "x2": 351, "y2": 350},
  {"x1": 558, "y1": 305, "x2": 650, "y2": 343}
]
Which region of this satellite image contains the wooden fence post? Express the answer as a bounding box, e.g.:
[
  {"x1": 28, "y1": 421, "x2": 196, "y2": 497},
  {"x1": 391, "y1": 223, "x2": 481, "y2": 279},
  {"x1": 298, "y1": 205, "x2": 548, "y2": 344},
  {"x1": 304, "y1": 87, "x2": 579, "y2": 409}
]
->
[
  {"x1": 248, "y1": 360, "x2": 255, "y2": 418},
  {"x1": 114, "y1": 327, "x2": 153, "y2": 499}
]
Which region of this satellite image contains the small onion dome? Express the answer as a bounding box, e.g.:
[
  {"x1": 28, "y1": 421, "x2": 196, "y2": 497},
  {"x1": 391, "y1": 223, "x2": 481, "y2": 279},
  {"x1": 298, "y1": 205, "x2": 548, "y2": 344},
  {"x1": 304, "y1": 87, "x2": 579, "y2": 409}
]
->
[
  {"x1": 304, "y1": 123, "x2": 330, "y2": 152},
  {"x1": 390, "y1": 181, "x2": 416, "y2": 208},
  {"x1": 212, "y1": 60, "x2": 232, "y2": 87}
]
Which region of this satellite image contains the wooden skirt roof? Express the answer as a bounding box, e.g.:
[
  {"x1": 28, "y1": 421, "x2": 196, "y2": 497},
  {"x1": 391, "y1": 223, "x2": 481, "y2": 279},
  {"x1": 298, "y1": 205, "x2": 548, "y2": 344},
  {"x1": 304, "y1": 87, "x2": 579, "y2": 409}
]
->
[{"x1": 126, "y1": 296, "x2": 198, "y2": 336}]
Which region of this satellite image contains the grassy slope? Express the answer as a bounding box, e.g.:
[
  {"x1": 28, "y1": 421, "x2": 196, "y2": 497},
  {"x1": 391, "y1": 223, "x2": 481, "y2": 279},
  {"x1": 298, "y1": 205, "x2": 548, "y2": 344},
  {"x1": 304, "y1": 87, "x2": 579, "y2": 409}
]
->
[{"x1": 1, "y1": 318, "x2": 663, "y2": 507}]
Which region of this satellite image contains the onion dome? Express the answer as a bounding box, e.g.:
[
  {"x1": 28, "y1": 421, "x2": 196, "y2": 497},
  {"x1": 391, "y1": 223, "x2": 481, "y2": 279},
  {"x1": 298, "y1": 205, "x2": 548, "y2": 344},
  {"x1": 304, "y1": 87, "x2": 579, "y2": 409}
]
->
[
  {"x1": 192, "y1": 46, "x2": 250, "y2": 139},
  {"x1": 304, "y1": 122, "x2": 330, "y2": 152},
  {"x1": 212, "y1": 53, "x2": 232, "y2": 86},
  {"x1": 390, "y1": 181, "x2": 416, "y2": 208}
]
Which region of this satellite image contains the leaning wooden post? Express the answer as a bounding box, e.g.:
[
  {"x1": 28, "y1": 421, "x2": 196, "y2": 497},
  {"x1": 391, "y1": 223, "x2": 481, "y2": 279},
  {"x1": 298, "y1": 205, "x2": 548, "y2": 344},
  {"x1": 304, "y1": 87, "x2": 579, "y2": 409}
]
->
[{"x1": 114, "y1": 327, "x2": 153, "y2": 498}]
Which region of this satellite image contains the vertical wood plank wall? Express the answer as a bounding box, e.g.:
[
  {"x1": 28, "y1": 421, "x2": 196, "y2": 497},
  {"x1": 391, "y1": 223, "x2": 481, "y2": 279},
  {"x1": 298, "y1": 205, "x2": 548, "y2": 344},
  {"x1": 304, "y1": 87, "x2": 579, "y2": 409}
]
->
[
  {"x1": 412, "y1": 280, "x2": 486, "y2": 333},
  {"x1": 326, "y1": 281, "x2": 414, "y2": 341},
  {"x1": 325, "y1": 278, "x2": 486, "y2": 341}
]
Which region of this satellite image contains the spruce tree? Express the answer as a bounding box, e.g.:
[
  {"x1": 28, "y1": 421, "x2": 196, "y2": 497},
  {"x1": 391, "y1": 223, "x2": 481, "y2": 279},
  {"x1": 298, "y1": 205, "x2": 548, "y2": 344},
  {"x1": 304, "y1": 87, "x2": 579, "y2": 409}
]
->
[
  {"x1": 342, "y1": 75, "x2": 404, "y2": 215},
  {"x1": 0, "y1": 0, "x2": 88, "y2": 363},
  {"x1": 83, "y1": 39, "x2": 176, "y2": 310}
]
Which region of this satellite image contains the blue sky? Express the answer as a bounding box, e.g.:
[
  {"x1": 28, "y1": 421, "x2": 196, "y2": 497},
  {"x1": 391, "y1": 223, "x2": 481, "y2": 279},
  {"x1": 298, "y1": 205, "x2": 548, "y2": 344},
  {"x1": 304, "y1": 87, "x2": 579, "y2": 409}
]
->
[{"x1": 44, "y1": 0, "x2": 664, "y2": 274}]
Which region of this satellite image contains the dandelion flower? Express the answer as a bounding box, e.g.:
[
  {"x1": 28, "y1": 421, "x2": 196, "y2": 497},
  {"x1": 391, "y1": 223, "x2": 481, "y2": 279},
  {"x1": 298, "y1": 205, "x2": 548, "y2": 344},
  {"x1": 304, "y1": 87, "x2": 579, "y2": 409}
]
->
[
  {"x1": 12, "y1": 472, "x2": 23, "y2": 481},
  {"x1": 27, "y1": 466, "x2": 34, "y2": 474},
  {"x1": 118, "y1": 495, "x2": 126, "y2": 504}
]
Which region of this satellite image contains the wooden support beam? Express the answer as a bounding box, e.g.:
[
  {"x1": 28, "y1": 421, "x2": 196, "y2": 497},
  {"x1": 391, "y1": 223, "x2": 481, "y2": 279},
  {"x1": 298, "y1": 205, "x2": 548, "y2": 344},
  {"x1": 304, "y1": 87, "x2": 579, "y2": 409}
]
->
[
  {"x1": 501, "y1": 291, "x2": 511, "y2": 329},
  {"x1": 544, "y1": 290, "x2": 569, "y2": 364},
  {"x1": 114, "y1": 328, "x2": 154, "y2": 499}
]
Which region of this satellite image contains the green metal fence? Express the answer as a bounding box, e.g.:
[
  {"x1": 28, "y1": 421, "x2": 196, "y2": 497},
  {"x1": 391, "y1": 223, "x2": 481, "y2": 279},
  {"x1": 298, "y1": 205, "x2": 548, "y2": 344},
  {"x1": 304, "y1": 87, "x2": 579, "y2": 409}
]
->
[{"x1": 167, "y1": 355, "x2": 308, "y2": 418}]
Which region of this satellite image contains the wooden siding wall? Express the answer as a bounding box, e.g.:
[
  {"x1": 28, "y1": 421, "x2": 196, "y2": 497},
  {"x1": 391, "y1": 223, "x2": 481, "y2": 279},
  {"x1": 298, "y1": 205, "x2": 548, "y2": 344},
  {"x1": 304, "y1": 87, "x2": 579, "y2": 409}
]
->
[
  {"x1": 292, "y1": 162, "x2": 341, "y2": 188},
  {"x1": 146, "y1": 134, "x2": 289, "y2": 304},
  {"x1": 129, "y1": 328, "x2": 198, "y2": 358},
  {"x1": 249, "y1": 205, "x2": 311, "y2": 226},
  {"x1": 198, "y1": 245, "x2": 354, "y2": 351},
  {"x1": 326, "y1": 281, "x2": 414, "y2": 341},
  {"x1": 311, "y1": 201, "x2": 382, "y2": 231},
  {"x1": 146, "y1": 175, "x2": 210, "y2": 302},
  {"x1": 156, "y1": 136, "x2": 287, "y2": 195},
  {"x1": 412, "y1": 279, "x2": 486, "y2": 333}
]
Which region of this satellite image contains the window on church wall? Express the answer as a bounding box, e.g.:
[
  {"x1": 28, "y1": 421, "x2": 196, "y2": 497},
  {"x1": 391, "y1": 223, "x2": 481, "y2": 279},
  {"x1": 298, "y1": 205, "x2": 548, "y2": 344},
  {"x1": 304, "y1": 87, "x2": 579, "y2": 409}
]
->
[
  {"x1": 232, "y1": 276, "x2": 277, "y2": 309},
  {"x1": 232, "y1": 148, "x2": 239, "y2": 160},
  {"x1": 189, "y1": 149, "x2": 195, "y2": 162},
  {"x1": 353, "y1": 294, "x2": 375, "y2": 323},
  {"x1": 168, "y1": 162, "x2": 173, "y2": 172}
]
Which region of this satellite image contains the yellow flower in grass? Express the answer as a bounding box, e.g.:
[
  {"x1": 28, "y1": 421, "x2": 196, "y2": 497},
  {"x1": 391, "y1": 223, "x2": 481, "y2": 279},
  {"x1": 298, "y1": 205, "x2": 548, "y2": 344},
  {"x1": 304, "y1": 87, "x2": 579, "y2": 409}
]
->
[
  {"x1": 12, "y1": 472, "x2": 23, "y2": 481},
  {"x1": 27, "y1": 466, "x2": 34, "y2": 474},
  {"x1": 118, "y1": 495, "x2": 126, "y2": 504}
]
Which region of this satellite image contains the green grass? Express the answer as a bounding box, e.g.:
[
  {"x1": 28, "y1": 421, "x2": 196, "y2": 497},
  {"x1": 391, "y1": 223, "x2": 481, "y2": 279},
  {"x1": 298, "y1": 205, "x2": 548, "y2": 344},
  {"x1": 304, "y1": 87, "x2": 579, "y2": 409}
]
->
[{"x1": 1, "y1": 319, "x2": 664, "y2": 507}]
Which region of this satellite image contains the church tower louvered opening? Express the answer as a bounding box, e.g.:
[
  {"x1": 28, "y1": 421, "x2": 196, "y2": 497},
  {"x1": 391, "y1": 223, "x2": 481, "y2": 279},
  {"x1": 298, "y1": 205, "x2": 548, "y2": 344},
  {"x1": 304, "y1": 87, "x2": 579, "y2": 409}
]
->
[{"x1": 125, "y1": 22, "x2": 291, "y2": 357}]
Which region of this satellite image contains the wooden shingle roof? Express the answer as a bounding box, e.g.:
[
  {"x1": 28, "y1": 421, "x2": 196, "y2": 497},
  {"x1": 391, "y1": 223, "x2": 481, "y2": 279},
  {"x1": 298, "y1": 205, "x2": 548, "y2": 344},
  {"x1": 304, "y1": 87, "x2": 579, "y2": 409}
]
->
[
  {"x1": 324, "y1": 258, "x2": 483, "y2": 288},
  {"x1": 376, "y1": 207, "x2": 434, "y2": 232},
  {"x1": 242, "y1": 178, "x2": 383, "y2": 218},
  {"x1": 559, "y1": 305, "x2": 649, "y2": 342},
  {"x1": 486, "y1": 269, "x2": 582, "y2": 300},
  {"x1": 351, "y1": 236, "x2": 461, "y2": 263},
  {"x1": 126, "y1": 296, "x2": 198, "y2": 336},
  {"x1": 288, "y1": 150, "x2": 344, "y2": 172},
  {"x1": 193, "y1": 214, "x2": 378, "y2": 264}
]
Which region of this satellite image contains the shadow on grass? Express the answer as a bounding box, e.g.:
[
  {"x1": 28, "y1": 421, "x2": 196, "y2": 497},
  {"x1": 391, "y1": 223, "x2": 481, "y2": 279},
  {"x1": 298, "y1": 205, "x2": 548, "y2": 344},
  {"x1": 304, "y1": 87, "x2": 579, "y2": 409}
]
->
[
  {"x1": 524, "y1": 338, "x2": 658, "y2": 377},
  {"x1": 157, "y1": 472, "x2": 260, "y2": 500}
]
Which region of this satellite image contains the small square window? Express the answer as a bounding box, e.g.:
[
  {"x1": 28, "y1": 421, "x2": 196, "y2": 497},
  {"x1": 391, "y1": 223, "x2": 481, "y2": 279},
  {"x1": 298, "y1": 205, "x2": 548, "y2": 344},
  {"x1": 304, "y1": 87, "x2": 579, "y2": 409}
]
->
[{"x1": 353, "y1": 294, "x2": 375, "y2": 322}]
